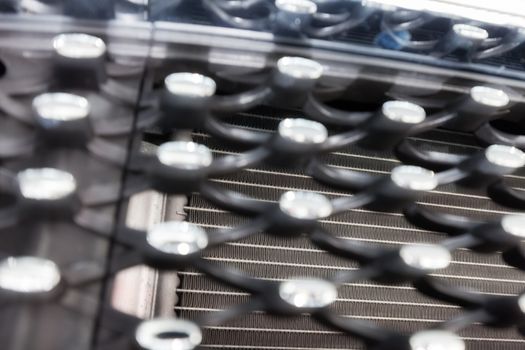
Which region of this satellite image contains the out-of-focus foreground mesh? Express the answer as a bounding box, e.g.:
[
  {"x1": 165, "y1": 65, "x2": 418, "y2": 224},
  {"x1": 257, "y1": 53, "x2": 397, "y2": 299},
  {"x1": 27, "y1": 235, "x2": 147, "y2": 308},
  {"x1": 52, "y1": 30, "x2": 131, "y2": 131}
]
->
[{"x1": 1, "y1": 2, "x2": 525, "y2": 350}]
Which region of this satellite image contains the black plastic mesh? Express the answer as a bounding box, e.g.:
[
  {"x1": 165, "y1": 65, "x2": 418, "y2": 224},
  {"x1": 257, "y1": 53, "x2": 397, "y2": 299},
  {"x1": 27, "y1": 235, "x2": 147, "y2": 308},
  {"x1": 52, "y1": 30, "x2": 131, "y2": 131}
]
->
[{"x1": 179, "y1": 107, "x2": 525, "y2": 350}]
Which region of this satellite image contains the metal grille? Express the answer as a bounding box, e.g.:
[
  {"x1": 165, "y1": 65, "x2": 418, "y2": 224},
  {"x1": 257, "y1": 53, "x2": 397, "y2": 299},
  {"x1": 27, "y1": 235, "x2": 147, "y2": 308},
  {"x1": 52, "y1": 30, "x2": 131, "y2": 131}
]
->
[
  {"x1": 3, "y1": 10, "x2": 525, "y2": 350},
  {"x1": 178, "y1": 108, "x2": 525, "y2": 350}
]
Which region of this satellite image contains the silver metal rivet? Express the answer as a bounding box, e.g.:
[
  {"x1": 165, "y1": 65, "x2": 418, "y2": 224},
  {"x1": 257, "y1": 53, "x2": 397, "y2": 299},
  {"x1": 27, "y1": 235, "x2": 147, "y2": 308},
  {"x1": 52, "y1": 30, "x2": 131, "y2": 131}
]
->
[
  {"x1": 135, "y1": 318, "x2": 202, "y2": 350},
  {"x1": 278, "y1": 118, "x2": 328, "y2": 144},
  {"x1": 53, "y1": 33, "x2": 106, "y2": 59},
  {"x1": 157, "y1": 142, "x2": 213, "y2": 169},
  {"x1": 147, "y1": 222, "x2": 208, "y2": 255},
  {"x1": 17, "y1": 168, "x2": 76, "y2": 200},
  {"x1": 33, "y1": 93, "x2": 90, "y2": 121},
  {"x1": 0, "y1": 256, "x2": 61, "y2": 293},
  {"x1": 501, "y1": 215, "x2": 525, "y2": 238},
  {"x1": 485, "y1": 145, "x2": 525, "y2": 168},
  {"x1": 382, "y1": 101, "x2": 426, "y2": 124},
  {"x1": 409, "y1": 330, "x2": 465, "y2": 350},
  {"x1": 279, "y1": 278, "x2": 337, "y2": 308},
  {"x1": 391, "y1": 165, "x2": 437, "y2": 191},
  {"x1": 277, "y1": 57, "x2": 323, "y2": 80},
  {"x1": 279, "y1": 191, "x2": 333, "y2": 219},
  {"x1": 470, "y1": 86, "x2": 509, "y2": 107},
  {"x1": 399, "y1": 244, "x2": 451, "y2": 271},
  {"x1": 275, "y1": 0, "x2": 317, "y2": 14},
  {"x1": 452, "y1": 24, "x2": 489, "y2": 40},
  {"x1": 164, "y1": 73, "x2": 216, "y2": 97}
]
